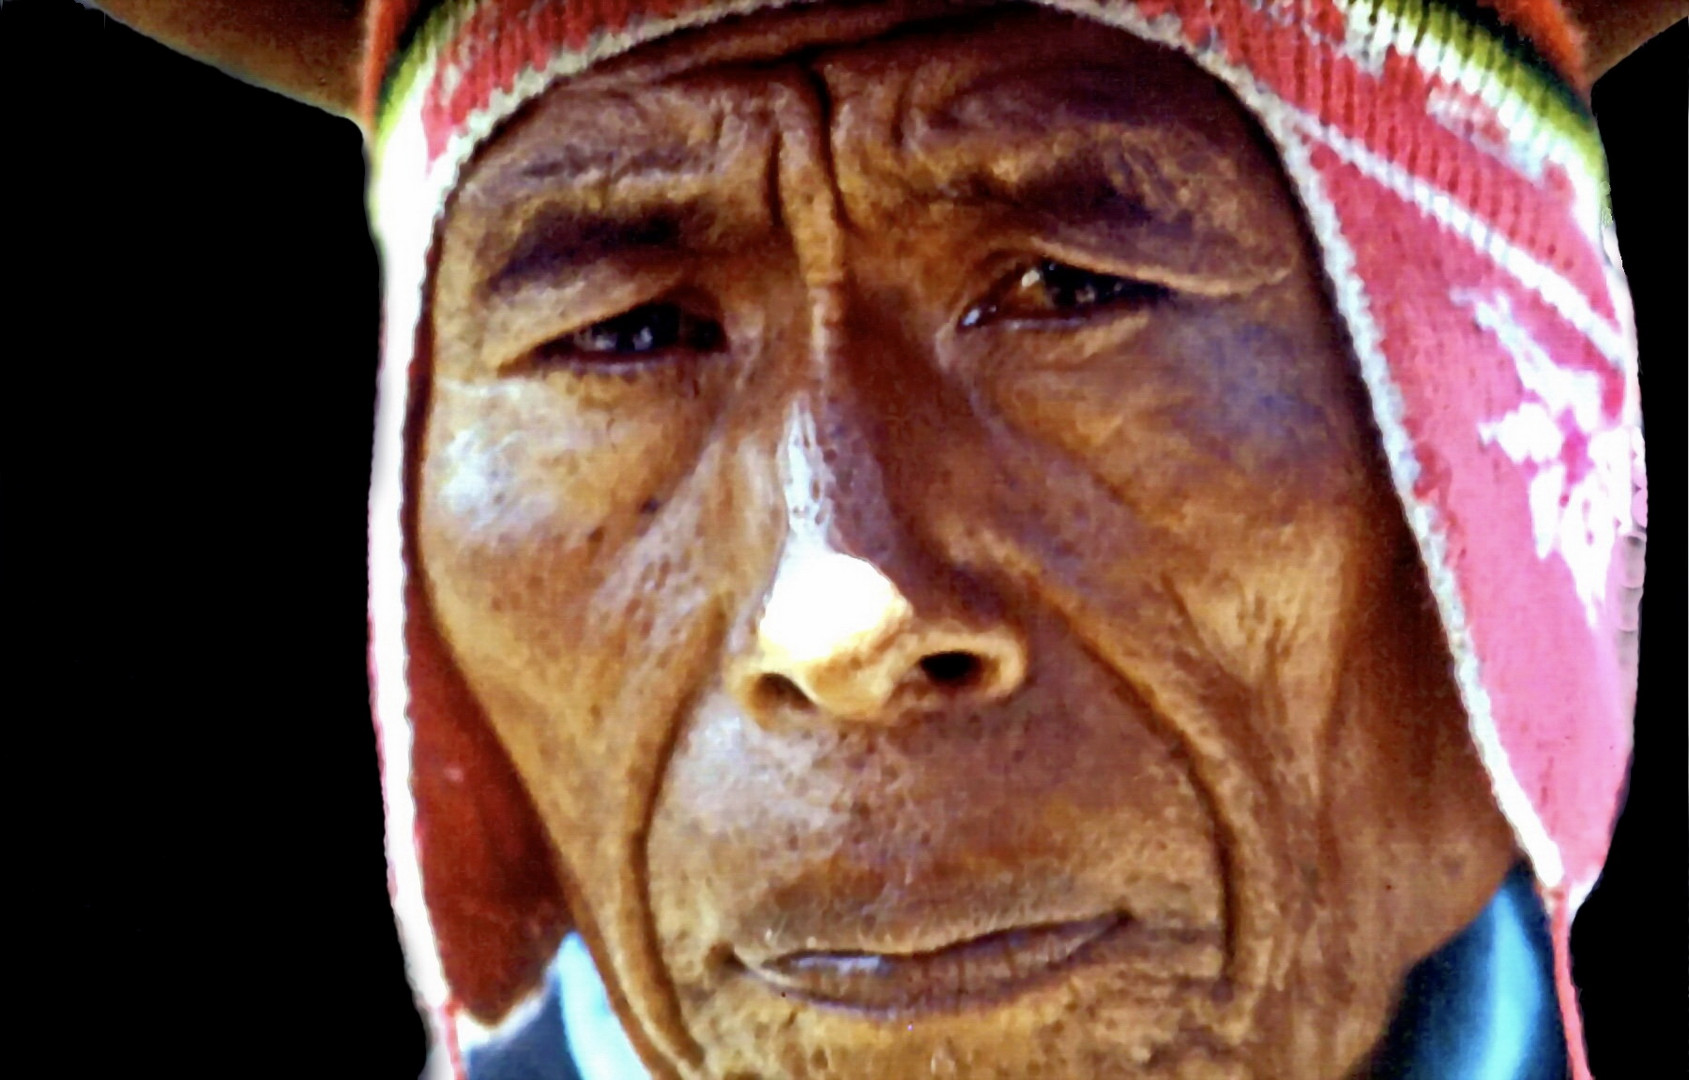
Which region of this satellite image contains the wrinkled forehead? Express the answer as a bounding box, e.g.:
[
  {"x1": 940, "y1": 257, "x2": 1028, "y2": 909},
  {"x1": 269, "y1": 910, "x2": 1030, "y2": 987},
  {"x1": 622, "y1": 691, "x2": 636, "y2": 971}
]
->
[{"x1": 445, "y1": 3, "x2": 1301, "y2": 263}]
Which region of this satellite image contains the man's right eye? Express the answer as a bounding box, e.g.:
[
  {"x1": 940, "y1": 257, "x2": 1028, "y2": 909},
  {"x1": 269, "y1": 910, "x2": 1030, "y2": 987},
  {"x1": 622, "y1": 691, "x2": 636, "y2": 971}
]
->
[{"x1": 530, "y1": 303, "x2": 725, "y2": 367}]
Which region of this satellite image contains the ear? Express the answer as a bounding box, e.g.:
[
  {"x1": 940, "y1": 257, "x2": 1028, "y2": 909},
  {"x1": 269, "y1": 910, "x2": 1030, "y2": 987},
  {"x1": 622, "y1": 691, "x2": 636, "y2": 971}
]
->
[
  {"x1": 1560, "y1": 0, "x2": 1687, "y2": 78},
  {"x1": 93, "y1": 0, "x2": 368, "y2": 115},
  {"x1": 405, "y1": 568, "x2": 574, "y2": 1023}
]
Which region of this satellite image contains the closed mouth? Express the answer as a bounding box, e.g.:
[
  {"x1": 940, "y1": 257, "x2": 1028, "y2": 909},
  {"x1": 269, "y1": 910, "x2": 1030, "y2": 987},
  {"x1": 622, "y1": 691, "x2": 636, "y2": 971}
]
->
[{"x1": 741, "y1": 913, "x2": 1147, "y2": 1012}]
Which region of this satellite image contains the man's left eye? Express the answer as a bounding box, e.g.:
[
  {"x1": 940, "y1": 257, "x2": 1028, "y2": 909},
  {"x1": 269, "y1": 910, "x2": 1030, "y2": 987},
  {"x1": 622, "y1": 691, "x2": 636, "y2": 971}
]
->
[{"x1": 962, "y1": 260, "x2": 1170, "y2": 327}]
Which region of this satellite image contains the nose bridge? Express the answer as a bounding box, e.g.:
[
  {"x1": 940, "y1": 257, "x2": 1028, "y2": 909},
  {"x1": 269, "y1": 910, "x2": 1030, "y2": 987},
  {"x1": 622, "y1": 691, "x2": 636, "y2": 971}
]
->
[
  {"x1": 779, "y1": 397, "x2": 851, "y2": 555},
  {"x1": 779, "y1": 376, "x2": 902, "y2": 566},
  {"x1": 767, "y1": 59, "x2": 931, "y2": 588}
]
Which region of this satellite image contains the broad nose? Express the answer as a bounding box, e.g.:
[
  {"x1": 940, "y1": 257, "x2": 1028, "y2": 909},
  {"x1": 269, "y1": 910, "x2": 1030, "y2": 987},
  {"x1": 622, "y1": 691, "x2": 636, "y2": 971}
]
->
[
  {"x1": 728, "y1": 407, "x2": 1027, "y2": 726},
  {"x1": 733, "y1": 543, "x2": 1026, "y2": 723}
]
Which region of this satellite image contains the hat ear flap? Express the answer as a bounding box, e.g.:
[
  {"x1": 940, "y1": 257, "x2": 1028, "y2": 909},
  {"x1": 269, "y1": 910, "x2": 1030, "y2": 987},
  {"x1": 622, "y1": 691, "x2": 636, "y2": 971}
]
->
[{"x1": 405, "y1": 571, "x2": 573, "y2": 1022}]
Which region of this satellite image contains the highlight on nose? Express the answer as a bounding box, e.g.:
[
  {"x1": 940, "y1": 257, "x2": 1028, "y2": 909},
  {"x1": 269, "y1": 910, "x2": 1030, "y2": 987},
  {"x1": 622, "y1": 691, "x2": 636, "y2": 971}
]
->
[{"x1": 734, "y1": 545, "x2": 1027, "y2": 724}]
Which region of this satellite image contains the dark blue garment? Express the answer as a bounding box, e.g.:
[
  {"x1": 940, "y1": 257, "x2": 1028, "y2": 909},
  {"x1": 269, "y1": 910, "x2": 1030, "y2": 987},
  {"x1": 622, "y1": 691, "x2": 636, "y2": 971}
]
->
[
  {"x1": 1363, "y1": 864, "x2": 1568, "y2": 1080},
  {"x1": 468, "y1": 865, "x2": 1564, "y2": 1080},
  {"x1": 466, "y1": 966, "x2": 582, "y2": 1080}
]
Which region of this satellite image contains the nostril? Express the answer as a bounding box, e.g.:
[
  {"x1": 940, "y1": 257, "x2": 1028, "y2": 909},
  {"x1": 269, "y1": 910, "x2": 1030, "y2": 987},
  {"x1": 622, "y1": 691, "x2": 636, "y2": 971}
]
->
[
  {"x1": 753, "y1": 673, "x2": 814, "y2": 713},
  {"x1": 919, "y1": 651, "x2": 983, "y2": 689}
]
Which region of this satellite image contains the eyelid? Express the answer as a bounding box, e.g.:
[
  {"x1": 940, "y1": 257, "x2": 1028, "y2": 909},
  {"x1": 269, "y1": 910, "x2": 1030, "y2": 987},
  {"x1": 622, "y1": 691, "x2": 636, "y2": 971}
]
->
[
  {"x1": 1025, "y1": 235, "x2": 1290, "y2": 298},
  {"x1": 476, "y1": 263, "x2": 691, "y2": 373}
]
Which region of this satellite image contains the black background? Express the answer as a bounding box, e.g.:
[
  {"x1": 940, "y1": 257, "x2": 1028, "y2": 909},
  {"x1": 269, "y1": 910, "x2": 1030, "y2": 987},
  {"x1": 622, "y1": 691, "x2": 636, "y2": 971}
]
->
[{"x1": 7, "y1": 2, "x2": 1682, "y2": 1076}]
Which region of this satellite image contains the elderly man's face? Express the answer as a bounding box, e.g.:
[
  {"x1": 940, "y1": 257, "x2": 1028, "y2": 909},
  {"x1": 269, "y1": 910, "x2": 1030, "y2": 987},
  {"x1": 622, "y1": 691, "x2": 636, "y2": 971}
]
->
[{"x1": 419, "y1": 5, "x2": 1516, "y2": 1077}]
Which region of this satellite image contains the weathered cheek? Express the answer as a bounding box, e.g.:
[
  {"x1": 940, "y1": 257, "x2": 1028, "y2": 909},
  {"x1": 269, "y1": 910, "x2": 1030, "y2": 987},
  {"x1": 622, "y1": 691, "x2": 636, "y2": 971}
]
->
[
  {"x1": 979, "y1": 305, "x2": 1375, "y2": 732},
  {"x1": 424, "y1": 424, "x2": 565, "y2": 554},
  {"x1": 416, "y1": 380, "x2": 708, "y2": 653},
  {"x1": 1008, "y1": 329, "x2": 1360, "y2": 512}
]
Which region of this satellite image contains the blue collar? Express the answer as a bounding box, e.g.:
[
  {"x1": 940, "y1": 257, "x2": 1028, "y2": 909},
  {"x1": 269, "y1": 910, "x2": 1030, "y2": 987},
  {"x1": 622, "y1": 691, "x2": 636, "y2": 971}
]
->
[
  {"x1": 466, "y1": 865, "x2": 1567, "y2": 1080},
  {"x1": 1361, "y1": 864, "x2": 1568, "y2": 1079}
]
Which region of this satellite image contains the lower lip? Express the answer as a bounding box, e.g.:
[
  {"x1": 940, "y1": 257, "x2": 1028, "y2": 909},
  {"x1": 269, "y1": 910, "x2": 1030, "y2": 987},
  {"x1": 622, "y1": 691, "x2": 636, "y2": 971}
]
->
[{"x1": 743, "y1": 914, "x2": 1162, "y2": 1012}]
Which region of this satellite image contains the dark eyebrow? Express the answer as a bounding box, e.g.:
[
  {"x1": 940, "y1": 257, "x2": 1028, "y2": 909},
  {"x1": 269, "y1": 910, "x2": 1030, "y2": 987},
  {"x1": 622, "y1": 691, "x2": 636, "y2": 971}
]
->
[
  {"x1": 481, "y1": 206, "x2": 698, "y2": 296},
  {"x1": 466, "y1": 124, "x2": 771, "y2": 296},
  {"x1": 947, "y1": 159, "x2": 1158, "y2": 230},
  {"x1": 506, "y1": 143, "x2": 706, "y2": 183},
  {"x1": 909, "y1": 131, "x2": 1284, "y2": 291},
  {"x1": 904, "y1": 63, "x2": 1217, "y2": 224}
]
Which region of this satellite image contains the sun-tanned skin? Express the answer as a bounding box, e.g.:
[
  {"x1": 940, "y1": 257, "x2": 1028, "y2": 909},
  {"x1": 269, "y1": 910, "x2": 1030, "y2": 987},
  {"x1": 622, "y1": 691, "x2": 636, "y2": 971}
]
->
[{"x1": 416, "y1": 5, "x2": 1519, "y2": 1078}]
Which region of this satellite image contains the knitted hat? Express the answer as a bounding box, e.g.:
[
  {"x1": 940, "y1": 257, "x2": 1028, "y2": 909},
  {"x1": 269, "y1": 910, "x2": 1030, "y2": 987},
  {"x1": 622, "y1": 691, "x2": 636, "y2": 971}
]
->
[{"x1": 97, "y1": 1, "x2": 1651, "y2": 1077}]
